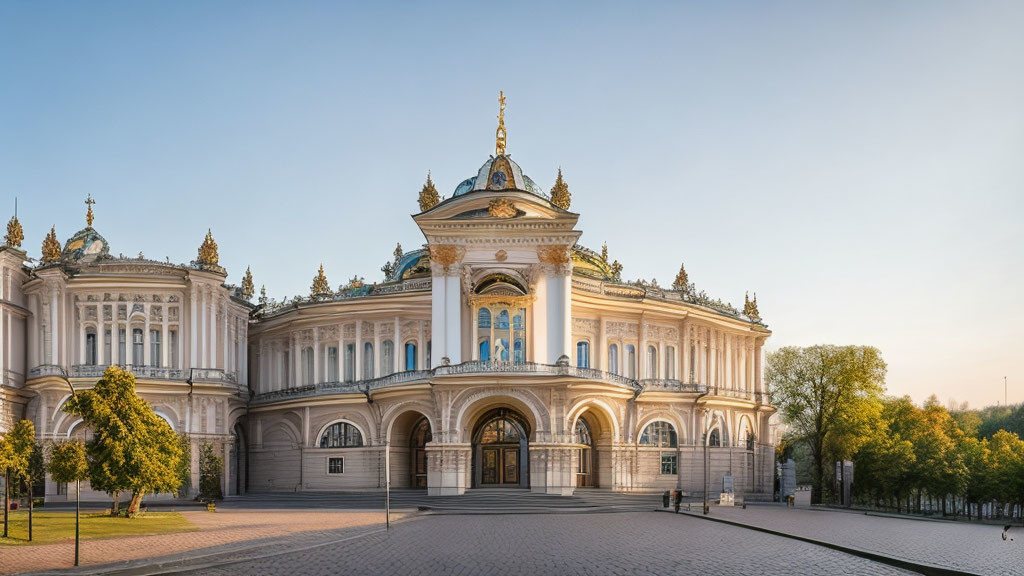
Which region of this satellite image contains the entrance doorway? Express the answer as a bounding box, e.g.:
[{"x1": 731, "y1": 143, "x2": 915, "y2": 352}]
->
[
  {"x1": 575, "y1": 417, "x2": 595, "y2": 488},
  {"x1": 410, "y1": 417, "x2": 431, "y2": 488},
  {"x1": 472, "y1": 408, "x2": 530, "y2": 488}
]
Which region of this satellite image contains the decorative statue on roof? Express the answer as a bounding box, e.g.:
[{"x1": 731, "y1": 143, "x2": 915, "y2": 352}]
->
[
  {"x1": 495, "y1": 90, "x2": 507, "y2": 156},
  {"x1": 744, "y1": 291, "x2": 761, "y2": 321},
  {"x1": 550, "y1": 168, "x2": 571, "y2": 210},
  {"x1": 610, "y1": 259, "x2": 623, "y2": 281},
  {"x1": 41, "y1": 226, "x2": 61, "y2": 263},
  {"x1": 4, "y1": 213, "x2": 23, "y2": 248},
  {"x1": 600, "y1": 242, "x2": 609, "y2": 264},
  {"x1": 241, "y1": 266, "x2": 255, "y2": 300},
  {"x1": 382, "y1": 243, "x2": 404, "y2": 280},
  {"x1": 197, "y1": 229, "x2": 219, "y2": 267},
  {"x1": 311, "y1": 264, "x2": 331, "y2": 297},
  {"x1": 418, "y1": 171, "x2": 440, "y2": 212},
  {"x1": 344, "y1": 275, "x2": 365, "y2": 290},
  {"x1": 259, "y1": 284, "x2": 268, "y2": 306},
  {"x1": 672, "y1": 262, "x2": 693, "y2": 295}
]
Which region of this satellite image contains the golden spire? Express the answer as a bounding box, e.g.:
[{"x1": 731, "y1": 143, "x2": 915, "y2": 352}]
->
[
  {"x1": 241, "y1": 266, "x2": 255, "y2": 300},
  {"x1": 550, "y1": 168, "x2": 571, "y2": 210},
  {"x1": 311, "y1": 264, "x2": 331, "y2": 297},
  {"x1": 672, "y1": 262, "x2": 689, "y2": 292},
  {"x1": 495, "y1": 91, "x2": 507, "y2": 156},
  {"x1": 197, "y1": 229, "x2": 219, "y2": 267},
  {"x1": 4, "y1": 200, "x2": 23, "y2": 248},
  {"x1": 41, "y1": 226, "x2": 61, "y2": 262},
  {"x1": 418, "y1": 171, "x2": 440, "y2": 212},
  {"x1": 85, "y1": 195, "x2": 95, "y2": 227}
]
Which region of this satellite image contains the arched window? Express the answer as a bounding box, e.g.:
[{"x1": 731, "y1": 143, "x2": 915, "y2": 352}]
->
[
  {"x1": 647, "y1": 345, "x2": 658, "y2": 378},
  {"x1": 132, "y1": 328, "x2": 144, "y2": 365},
  {"x1": 478, "y1": 308, "x2": 491, "y2": 328},
  {"x1": 344, "y1": 344, "x2": 355, "y2": 382},
  {"x1": 626, "y1": 345, "x2": 637, "y2": 379},
  {"x1": 709, "y1": 428, "x2": 721, "y2": 447},
  {"x1": 666, "y1": 346, "x2": 676, "y2": 379},
  {"x1": 327, "y1": 347, "x2": 339, "y2": 381},
  {"x1": 382, "y1": 340, "x2": 394, "y2": 376},
  {"x1": 405, "y1": 342, "x2": 417, "y2": 371},
  {"x1": 576, "y1": 341, "x2": 590, "y2": 368},
  {"x1": 574, "y1": 418, "x2": 593, "y2": 445},
  {"x1": 497, "y1": 310, "x2": 510, "y2": 330},
  {"x1": 608, "y1": 344, "x2": 619, "y2": 375},
  {"x1": 302, "y1": 346, "x2": 314, "y2": 385},
  {"x1": 639, "y1": 421, "x2": 678, "y2": 447},
  {"x1": 363, "y1": 342, "x2": 374, "y2": 379},
  {"x1": 85, "y1": 329, "x2": 97, "y2": 365},
  {"x1": 319, "y1": 421, "x2": 364, "y2": 448},
  {"x1": 514, "y1": 339, "x2": 524, "y2": 363}
]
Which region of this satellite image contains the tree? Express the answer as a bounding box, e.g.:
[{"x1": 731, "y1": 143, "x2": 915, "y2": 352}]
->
[
  {"x1": 64, "y1": 366, "x2": 184, "y2": 516},
  {"x1": 2, "y1": 420, "x2": 36, "y2": 539},
  {"x1": 49, "y1": 440, "x2": 89, "y2": 566},
  {"x1": 198, "y1": 442, "x2": 223, "y2": 501},
  {"x1": 767, "y1": 345, "x2": 887, "y2": 504},
  {"x1": 176, "y1": 434, "x2": 192, "y2": 498},
  {"x1": 0, "y1": 430, "x2": 10, "y2": 538}
]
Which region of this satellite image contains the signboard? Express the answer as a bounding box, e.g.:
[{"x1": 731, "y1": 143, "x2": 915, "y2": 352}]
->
[{"x1": 723, "y1": 475, "x2": 734, "y2": 494}]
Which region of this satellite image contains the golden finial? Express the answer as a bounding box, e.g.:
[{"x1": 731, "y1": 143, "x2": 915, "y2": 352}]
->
[
  {"x1": 41, "y1": 226, "x2": 61, "y2": 262},
  {"x1": 85, "y1": 195, "x2": 95, "y2": 227},
  {"x1": 241, "y1": 266, "x2": 255, "y2": 300},
  {"x1": 495, "y1": 91, "x2": 507, "y2": 156},
  {"x1": 197, "y1": 229, "x2": 219, "y2": 267},
  {"x1": 600, "y1": 242, "x2": 609, "y2": 264},
  {"x1": 744, "y1": 291, "x2": 761, "y2": 320},
  {"x1": 418, "y1": 171, "x2": 440, "y2": 212},
  {"x1": 4, "y1": 200, "x2": 23, "y2": 248},
  {"x1": 672, "y1": 262, "x2": 689, "y2": 292},
  {"x1": 311, "y1": 264, "x2": 331, "y2": 297},
  {"x1": 550, "y1": 168, "x2": 571, "y2": 210}
]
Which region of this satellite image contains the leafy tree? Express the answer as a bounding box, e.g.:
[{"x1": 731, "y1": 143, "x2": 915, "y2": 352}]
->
[
  {"x1": 64, "y1": 366, "x2": 184, "y2": 516},
  {"x1": 767, "y1": 345, "x2": 887, "y2": 504},
  {"x1": 2, "y1": 420, "x2": 37, "y2": 538},
  {"x1": 48, "y1": 440, "x2": 89, "y2": 486},
  {"x1": 198, "y1": 442, "x2": 223, "y2": 501},
  {"x1": 176, "y1": 434, "x2": 192, "y2": 498}
]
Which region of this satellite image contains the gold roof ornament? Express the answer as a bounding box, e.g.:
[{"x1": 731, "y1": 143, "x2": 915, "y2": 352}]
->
[
  {"x1": 259, "y1": 284, "x2": 268, "y2": 305},
  {"x1": 197, "y1": 229, "x2": 219, "y2": 267},
  {"x1": 41, "y1": 226, "x2": 61, "y2": 262},
  {"x1": 241, "y1": 266, "x2": 255, "y2": 300},
  {"x1": 85, "y1": 195, "x2": 95, "y2": 227},
  {"x1": 488, "y1": 198, "x2": 517, "y2": 218},
  {"x1": 550, "y1": 168, "x2": 571, "y2": 210},
  {"x1": 4, "y1": 210, "x2": 23, "y2": 248},
  {"x1": 600, "y1": 242, "x2": 609, "y2": 264},
  {"x1": 311, "y1": 264, "x2": 331, "y2": 297},
  {"x1": 672, "y1": 262, "x2": 689, "y2": 292},
  {"x1": 495, "y1": 91, "x2": 507, "y2": 156},
  {"x1": 744, "y1": 291, "x2": 761, "y2": 321},
  {"x1": 418, "y1": 171, "x2": 440, "y2": 212}
]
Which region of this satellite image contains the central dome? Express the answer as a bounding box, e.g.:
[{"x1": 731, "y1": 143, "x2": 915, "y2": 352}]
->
[
  {"x1": 453, "y1": 155, "x2": 548, "y2": 199},
  {"x1": 62, "y1": 226, "x2": 110, "y2": 262}
]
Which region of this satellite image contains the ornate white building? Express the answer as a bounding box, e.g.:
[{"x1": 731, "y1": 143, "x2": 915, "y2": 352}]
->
[{"x1": 1, "y1": 99, "x2": 774, "y2": 501}]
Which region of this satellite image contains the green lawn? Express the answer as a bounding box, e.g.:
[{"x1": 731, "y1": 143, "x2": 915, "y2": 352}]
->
[{"x1": 0, "y1": 510, "x2": 196, "y2": 545}]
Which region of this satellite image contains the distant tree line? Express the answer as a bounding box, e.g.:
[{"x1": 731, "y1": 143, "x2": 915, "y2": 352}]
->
[{"x1": 771, "y1": 345, "x2": 1024, "y2": 520}]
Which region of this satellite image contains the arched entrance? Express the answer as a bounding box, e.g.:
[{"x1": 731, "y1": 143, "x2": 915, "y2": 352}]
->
[
  {"x1": 574, "y1": 416, "x2": 595, "y2": 488},
  {"x1": 472, "y1": 408, "x2": 530, "y2": 488},
  {"x1": 410, "y1": 417, "x2": 431, "y2": 488}
]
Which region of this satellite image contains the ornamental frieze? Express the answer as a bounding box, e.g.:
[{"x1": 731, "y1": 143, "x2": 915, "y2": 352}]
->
[
  {"x1": 318, "y1": 325, "x2": 339, "y2": 341},
  {"x1": 572, "y1": 318, "x2": 598, "y2": 335}
]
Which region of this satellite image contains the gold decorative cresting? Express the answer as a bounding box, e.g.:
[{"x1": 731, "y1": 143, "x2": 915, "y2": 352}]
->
[
  {"x1": 672, "y1": 262, "x2": 689, "y2": 291},
  {"x1": 41, "y1": 226, "x2": 61, "y2": 262},
  {"x1": 197, "y1": 229, "x2": 219, "y2": 267},
  {"x1": 4, "y1": 215, "x2": 23, "y2": 248},
  {"x1": 418, "y1": 171, "x2": 440, "y2": 212},
  {"x1": 744, "y1": 291, "x2": 761, "y2": 321},
  {"x1": 495, "y1": 91, "x2": 507, "y2": 156},
  {"x1": 488, "y1": 198, "x2": 517, "y2": 218},
  {"x1": 550, "y1": 168, "x2": 571, "y2": 210},
  {"x1": 241, "y1": 266, "x2": 255, "y2": 300},
  {"x1": 85, "y1": 195, "x2": 95, "y2": 227},
  {"x1": 311, "y1": 264, "x2": 331, "y2": 297}
]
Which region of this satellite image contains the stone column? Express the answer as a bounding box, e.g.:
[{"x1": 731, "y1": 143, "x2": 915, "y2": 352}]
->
[
  {"x1": 355, "y1": 322, "x2": 363, "y2": 381},
  {"x1": 373, "y1": 322, "x2": 382, "y2": 378},
  {"x1": 210, "y1": 295, "x2": 218, "y2": 369},
  {"x1": 471, "y1": 305, "x2": 479, "y2": 361},
  {"x1": 638, "y1": 319, "x2": 647, "y2": 379},
  {"x1": 189, "y1": 288, "x2": 198, "y2": 369},
  {"x1": 78, "y1": 308, "x2": 86, "y2": 364},
  {"x1": 597, "y1": 316, "x2": 607, "y2": 371},
  {"x1": 313, "y1": 329, "x2": 320, "y2": 384},
  {"x1": 417, "y1": 321, "x2": 426, "y2": 370},
  {"x1": 291, "y1": 334, "x2": 300, "y2": 388},
  {"x1": 143, "y1": 304, "x2": 151, "y2": 366},
  {"x1": 723, "y1": 333, "x2": 731, "y2": 390},
  {"x1": 199, "y1": 287, "x2": 207, "y2": 368}
]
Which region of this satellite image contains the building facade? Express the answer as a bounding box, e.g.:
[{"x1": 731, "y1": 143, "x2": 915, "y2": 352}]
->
[{"x1": 1, "y1": 103, "x2": 774, "y2": 501}]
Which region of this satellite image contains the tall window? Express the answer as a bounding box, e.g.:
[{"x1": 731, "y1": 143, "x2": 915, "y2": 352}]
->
[
  {"x1": 344, "y1": 344, "x2": 355, "y2": 382},
  {"x1": 85, "y1": 330, "x2": 97, "y2": 365},
  {"x1": 302, "y1": 346, "x2": 314, "y2": 385},
  {"x1": 426, "y1": 341, "x2": 431, "y2": 368},
  {"x1": 405, "y1": 342, "x2": 417, "y2": 371},
  {"x1": 608, "y1": 344, "x2": 619, "y2": 375},
  {"x1": 169, "y1": 330, "x2": 178, "y2": 369},
  {"x1": 514, "y1": 338, "x2": 524, "y2": 363},
  {"x1": 363, "y1": 342, "x2": 374, "y2": 379},
  {"x1": 479, "y1": 340, "x2": 490, "y2": 362},
  {"x1": 626, "y1": 345, "x2": 637, "y2": 379},
  {"x1": 576, "y1": 341, "x2": 590, "y2": 368},
  {"x1": 382, "y1": 340, "x2": 394, "y2": 376},
  {"x1": 328, "y1": 346, "x2": 339, "y2": 381},
  {"x1": 709, "y1": 429, "x2": 721, "y2": 447},
  {"x1": 150, "y1": 329, "x2": 162, "y2": 368},
  {"x1": 118, "y1": 328, "x2": 127, "y2": 366},
  {"x1": 478, "y1": 309, "x2": 491, "y2": 328},
  {"x1": 639, "y1": 421, "x2": 678, "y2": 447},
  {"x1": 666, "y1": 346, "x2": 676, "y2": 379},
  {"x1": 647, "y1": 345, "x2": 658, "y2": 379},
  {"x1": 132, "y1": 328, "x2": 144, "y2": 365},
  {"x1": 319, "y1": 422, "x2": 364, "y2": 448},
  {"x1": 104, "y1": 329, "x2": 112, "y2": 365}
]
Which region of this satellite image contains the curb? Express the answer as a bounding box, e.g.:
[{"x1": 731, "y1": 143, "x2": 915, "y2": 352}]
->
[{"x1": 659, "y1": 509, "x2": 983, "y2": 576}]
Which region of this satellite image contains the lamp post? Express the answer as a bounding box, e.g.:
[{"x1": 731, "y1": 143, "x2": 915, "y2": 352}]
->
[
  {"x1": 703, "y1": 407, "x2": 712, "y2": 515},
  {"x1": 57, "y1": 368, "x2": 80, "y2": 567},
  {"x1": 384, "y1": 440, "x2": 391, "y2": 531}
]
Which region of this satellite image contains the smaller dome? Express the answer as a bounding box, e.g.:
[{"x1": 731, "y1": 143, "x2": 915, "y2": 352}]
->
[
  {"x1": 453, "y1": 177, "x2": 476, "y2": 197},
  {"x1": 62, "y1": 227, "x2": 110, "y2": 262},
  {"x1": 452, "y1": 155, "x2": 550, "y2": 200}
]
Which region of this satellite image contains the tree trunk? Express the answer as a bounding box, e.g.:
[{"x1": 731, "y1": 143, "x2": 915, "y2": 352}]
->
[
  {"x1": 3, "y1": 469, "x2": 8, "y2": 538},
  {"x1": 811, "y1": 443, "x2": 824, "y2": 505},
  {"x1": 111, "y1": 491, "x2": 120, "y2": 517},
  {"x1": 126, "y1": 492, "x2": 144, "y2": 517},
  {"x1": 27, "y1": 478, "x2": 32, "y2": 542}
]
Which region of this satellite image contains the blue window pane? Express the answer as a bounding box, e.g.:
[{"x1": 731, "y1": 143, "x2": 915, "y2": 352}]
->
[
  {"x1": 405, "y1": 343, "x2": 417, "y2": 371},
  {"x1": 480, "y1": 340, "x2": 490, "y2": 361},
  {"x1": 514, "y1": 339, "x2": 524, "y2": 363},
  {"x1": 513, "y1": 314, "x2": 523, "y2": 330},
  {"x1": 576, "y1": 341, "x2": 590, "y2": 368},
  {"x1": 478, "y1": 309, "x2": 491, "y2": 329},
  {"x1": 497, "y1": 310, "x2": 509, "y2": 330}
]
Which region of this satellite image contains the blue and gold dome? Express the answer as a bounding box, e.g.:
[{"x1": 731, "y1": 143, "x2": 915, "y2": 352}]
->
[
  {"x1": 61, "y1": 196, "x2": 110, "y2": 263},
  {"x1": 452, "y1": 155, "x2": 549, "y2": 200}
]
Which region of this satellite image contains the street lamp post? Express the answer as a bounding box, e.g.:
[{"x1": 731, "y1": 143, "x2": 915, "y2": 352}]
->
[
  {"x1": 703, "y1": 407, "x2": 711, "y2": 515},
  {"x1": 57, "y1": 368, "x2": 80, "y2": 567}
]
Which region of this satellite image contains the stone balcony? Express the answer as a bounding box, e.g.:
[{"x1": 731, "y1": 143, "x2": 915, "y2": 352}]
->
[
  {"x1": 27, "y1": 364, "x2": 239, "y2": 386},
  {"x1": 638, "y1": 378, "x2": 771, "y2": 404}
]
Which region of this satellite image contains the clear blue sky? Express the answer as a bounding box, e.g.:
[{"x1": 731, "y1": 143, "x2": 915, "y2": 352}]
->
[{"x1": 2, "y1": 1, "x2": 1021, "y2": 408}]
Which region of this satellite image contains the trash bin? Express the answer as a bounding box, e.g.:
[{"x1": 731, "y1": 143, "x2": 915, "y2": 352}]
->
[{"x1": 673, "y1": 490, "x2": 682, "y2": 513}]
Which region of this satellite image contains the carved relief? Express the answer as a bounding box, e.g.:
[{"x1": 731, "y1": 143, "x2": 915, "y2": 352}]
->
[
  {"x1": 487, "y1": 198, "x2": 517, "y2": 219},
  {"x1": 429, "y1": 244, "x2": 465, "y2": 276},
  {"x1": 573, "y1": 318, "x2": 598, "y2": 335}
]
